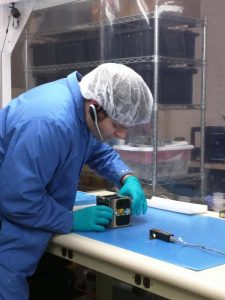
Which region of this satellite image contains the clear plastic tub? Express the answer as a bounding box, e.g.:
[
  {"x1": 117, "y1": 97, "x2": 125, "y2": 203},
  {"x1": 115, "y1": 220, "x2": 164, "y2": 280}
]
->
[{"x1": 114, "y1": 144, "x2": 194, "y2": 180}]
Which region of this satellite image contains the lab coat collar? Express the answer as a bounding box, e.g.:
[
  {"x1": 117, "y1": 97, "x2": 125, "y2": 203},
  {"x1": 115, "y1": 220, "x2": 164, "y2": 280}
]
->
[{"x1": 67, "y1": 71, "x2": 85, "y2": 123}]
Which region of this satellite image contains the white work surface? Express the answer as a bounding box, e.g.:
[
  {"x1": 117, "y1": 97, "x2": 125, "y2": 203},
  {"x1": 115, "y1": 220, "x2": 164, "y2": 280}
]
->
[{"x1": 47, "y1": 193, "x2": 225, "y2": 300}]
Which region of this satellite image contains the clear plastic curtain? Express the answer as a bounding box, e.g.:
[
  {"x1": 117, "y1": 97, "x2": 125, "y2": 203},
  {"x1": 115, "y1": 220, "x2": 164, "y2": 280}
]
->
[{"x1": 96, "y1": 0, "x2": 152, "y2": 145}]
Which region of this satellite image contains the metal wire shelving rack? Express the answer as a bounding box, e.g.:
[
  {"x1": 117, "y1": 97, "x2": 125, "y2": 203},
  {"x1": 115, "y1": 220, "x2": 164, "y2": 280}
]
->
[{"x1": 25, "y1": 3, "x2": 207, "y2": 201}]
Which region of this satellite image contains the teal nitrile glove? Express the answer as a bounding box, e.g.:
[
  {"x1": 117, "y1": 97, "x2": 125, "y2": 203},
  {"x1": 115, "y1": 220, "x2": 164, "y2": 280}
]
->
[
  {"x1": 72, "y1": 206, "x2": 113, "y2": 232},
  {"x1": 119, "y1": 175, "x2": 147, "y2": 216}
]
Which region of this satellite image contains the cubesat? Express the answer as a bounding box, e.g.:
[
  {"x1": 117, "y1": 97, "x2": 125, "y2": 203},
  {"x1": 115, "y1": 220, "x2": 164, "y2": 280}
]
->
[{"x1": 96, "y1": 194, "x2": 132, "y2": 228}]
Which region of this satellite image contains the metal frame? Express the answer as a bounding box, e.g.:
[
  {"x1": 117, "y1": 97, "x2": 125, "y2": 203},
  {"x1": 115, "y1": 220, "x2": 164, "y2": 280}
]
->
[
  {"x1": 151, "y1": 7, "x2": 207, "y2": 199},
  {"x1": 199, "y1": 15, "x2": 208, "y2": 200}
]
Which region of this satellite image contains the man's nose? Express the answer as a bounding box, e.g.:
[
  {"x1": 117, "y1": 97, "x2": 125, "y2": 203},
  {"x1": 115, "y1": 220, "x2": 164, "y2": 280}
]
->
[{"x1": 115, "y1": 128, "x2": 127, "y2": 139}]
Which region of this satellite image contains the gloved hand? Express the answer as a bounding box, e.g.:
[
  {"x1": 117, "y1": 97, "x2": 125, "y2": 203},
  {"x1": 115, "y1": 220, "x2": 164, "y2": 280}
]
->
[
  {"x1": 72, "y1": 205, "x2": 113, "y2": 232},
  {"x1": 119, "y1": 175, "x2": 147, "y2": 216}
]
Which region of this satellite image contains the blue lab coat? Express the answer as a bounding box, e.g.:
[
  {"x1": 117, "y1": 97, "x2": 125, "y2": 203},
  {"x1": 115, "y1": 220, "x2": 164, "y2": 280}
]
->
[{"x1": 0, "y1": 71, "x2": 131, "y2": 299}]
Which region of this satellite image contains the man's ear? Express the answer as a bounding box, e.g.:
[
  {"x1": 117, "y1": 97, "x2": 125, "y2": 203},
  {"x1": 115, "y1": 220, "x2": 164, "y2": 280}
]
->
[
  {"x1": 89, "y1": 99, "x2": 99, "y2": 106},
  {"x1": 86, "y1": 100, "x2": 106, "y2": 121}
]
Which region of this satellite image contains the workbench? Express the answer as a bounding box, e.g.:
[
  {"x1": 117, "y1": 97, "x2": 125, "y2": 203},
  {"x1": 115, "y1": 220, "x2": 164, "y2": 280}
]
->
[{"x1": 47, "y1": 192, "x2": 225, "y2": 300}]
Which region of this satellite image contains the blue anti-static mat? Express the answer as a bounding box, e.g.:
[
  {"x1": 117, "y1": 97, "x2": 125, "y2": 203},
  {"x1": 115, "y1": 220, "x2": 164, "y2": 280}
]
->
[{"x1": 74, "y1": 192, "x2": 225, "y2": 271}]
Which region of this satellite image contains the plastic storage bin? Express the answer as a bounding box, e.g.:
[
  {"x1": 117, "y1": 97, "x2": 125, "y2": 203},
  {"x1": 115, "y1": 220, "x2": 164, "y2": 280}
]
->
[{"x1": 113, "y1": 144, "x2": 194, "y2": 180}]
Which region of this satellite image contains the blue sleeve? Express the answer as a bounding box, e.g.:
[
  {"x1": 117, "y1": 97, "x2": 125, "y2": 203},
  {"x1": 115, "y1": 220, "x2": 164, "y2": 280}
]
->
[
  {"x1": 86, "y1": 138, "x2": 133, "y2": 187},
  {"x1": 0, "y1": 120, "x2": 73, "y2": 234}
]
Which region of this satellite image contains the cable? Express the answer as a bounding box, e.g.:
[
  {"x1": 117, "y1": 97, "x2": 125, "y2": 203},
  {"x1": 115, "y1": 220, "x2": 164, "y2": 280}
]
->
[
  {"x1": 149, "y1": 228, "x2": 225, "y2": 257},
  {"x1": 1, "y1": 14, "x2": 11, "y2": 54},
  {"x1": 93, "y1": 113, "x2": 104, "y2": 141},
  {"x1": 89, "y1": 104, "x2": 104, "y2": 141},
  {"x1": 1, "y1": 3, "x2": 21, "y2": 54},
  {"x1": 170, "y1": 236, "x2": 225, "y2": 257}
]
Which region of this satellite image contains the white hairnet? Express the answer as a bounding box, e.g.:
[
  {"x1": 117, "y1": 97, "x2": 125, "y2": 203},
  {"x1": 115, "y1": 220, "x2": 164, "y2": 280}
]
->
[{"x1": 79, "y1": 63, "x2": 153, "y2": 126}]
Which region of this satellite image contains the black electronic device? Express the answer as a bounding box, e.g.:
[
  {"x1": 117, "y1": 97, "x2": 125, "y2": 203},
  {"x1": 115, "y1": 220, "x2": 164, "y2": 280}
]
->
[
  {"x1": 96, "y1": 194, "x2": 131, "y2": 228},
  {"x1": 10, "y1": 3, "x2": 21, "y2": 19},
  {"x1": 149, "y1": 228, "x2": 174, "y2": 242},
  {"x1": 9, "y1": 3, "x2": 21, "y2": 29}
]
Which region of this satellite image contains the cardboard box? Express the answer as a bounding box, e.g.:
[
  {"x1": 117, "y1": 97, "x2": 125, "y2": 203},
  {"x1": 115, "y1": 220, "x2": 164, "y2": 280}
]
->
[
  {"x1": 92, "y1": 0, "x2": 201, "y2": 22},
  {"x1": 113, "y1": 144, "x2": 194, "y2": 180}
]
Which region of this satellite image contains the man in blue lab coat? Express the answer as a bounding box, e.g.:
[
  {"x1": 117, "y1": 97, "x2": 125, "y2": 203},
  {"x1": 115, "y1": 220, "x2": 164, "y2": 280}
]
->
[{"x1": 0, "y1": 63, "x2": 153, "y2": 299}]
